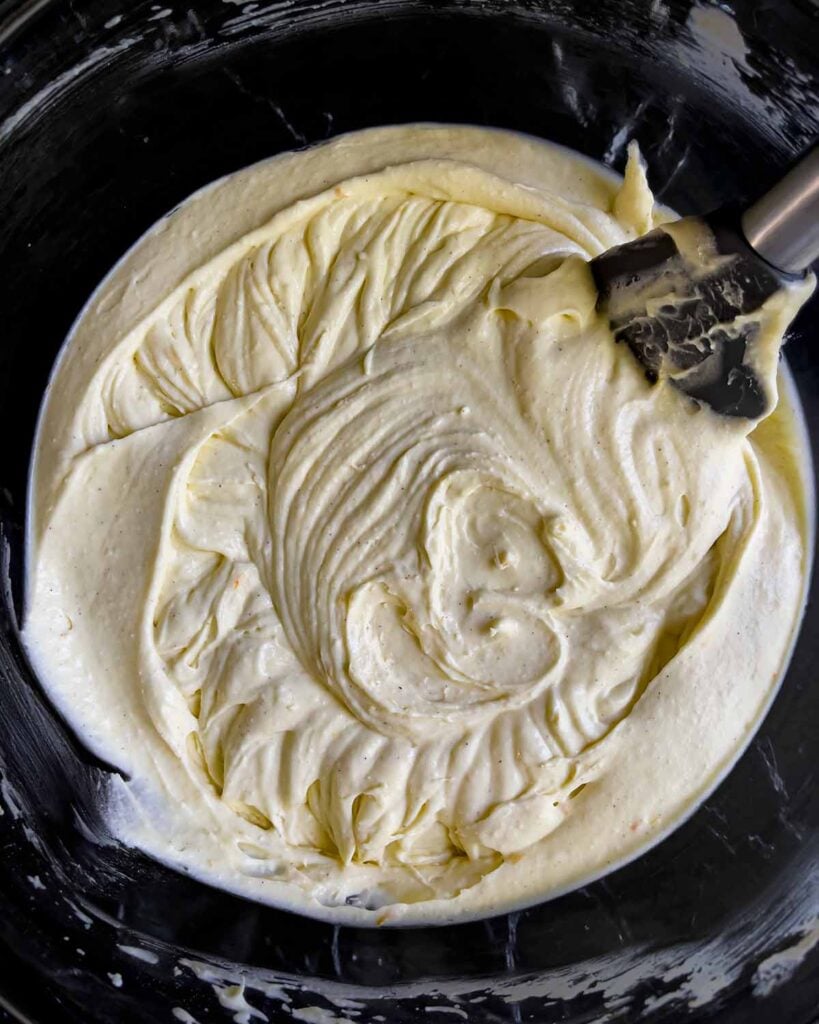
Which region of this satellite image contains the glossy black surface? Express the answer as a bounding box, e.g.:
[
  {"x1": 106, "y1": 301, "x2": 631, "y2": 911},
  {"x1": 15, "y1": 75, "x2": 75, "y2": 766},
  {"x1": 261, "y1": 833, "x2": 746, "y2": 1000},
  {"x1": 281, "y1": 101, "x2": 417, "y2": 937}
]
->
[{"x1": 0, "y1": 1, "x2": 817, "y2": 1021}]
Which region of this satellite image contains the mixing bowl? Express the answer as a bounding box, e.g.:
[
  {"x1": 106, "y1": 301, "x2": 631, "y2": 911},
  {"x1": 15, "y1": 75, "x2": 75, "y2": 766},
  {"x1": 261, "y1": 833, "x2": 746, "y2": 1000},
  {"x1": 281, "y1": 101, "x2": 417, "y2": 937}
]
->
[{"x1": 0, "y1": 1, "x2": 817, "y2": 1021}]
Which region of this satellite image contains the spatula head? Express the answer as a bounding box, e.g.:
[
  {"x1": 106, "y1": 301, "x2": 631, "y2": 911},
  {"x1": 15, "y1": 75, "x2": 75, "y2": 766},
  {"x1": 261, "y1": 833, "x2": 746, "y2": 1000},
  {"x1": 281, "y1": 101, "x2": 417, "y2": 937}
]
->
[{"x1": 591, "y1": 212, "x2": 787, "y2": 418}]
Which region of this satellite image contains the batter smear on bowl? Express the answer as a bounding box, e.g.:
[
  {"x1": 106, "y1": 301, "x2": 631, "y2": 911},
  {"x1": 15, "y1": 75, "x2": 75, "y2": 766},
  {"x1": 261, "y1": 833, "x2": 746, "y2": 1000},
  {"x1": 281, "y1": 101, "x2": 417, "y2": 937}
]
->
[{"x1": 25, "y1": 125, "x2": 813, "y2": 924}]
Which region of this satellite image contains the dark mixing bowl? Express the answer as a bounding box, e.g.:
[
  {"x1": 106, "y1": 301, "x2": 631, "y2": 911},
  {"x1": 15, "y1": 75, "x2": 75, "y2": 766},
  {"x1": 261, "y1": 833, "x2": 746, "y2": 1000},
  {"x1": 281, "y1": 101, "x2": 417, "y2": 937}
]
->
[{"x1": 1, "y1": 1, "x2": 818, "y2": 1022}]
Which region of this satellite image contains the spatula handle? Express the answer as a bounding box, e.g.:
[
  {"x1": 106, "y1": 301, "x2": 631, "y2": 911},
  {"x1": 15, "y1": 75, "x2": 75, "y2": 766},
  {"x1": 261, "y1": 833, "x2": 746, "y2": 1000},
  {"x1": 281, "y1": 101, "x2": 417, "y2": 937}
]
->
[{"x1": 741, "y1": 146, "x2": 819, "y2": 275}]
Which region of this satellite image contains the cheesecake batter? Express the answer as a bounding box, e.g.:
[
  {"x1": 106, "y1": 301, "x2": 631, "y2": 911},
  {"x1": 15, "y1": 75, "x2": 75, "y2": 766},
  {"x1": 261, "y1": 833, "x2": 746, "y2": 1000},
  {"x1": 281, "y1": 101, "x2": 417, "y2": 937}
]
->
[{"x1": 25, "y1": 125, "x2": 813, "y2": 924}]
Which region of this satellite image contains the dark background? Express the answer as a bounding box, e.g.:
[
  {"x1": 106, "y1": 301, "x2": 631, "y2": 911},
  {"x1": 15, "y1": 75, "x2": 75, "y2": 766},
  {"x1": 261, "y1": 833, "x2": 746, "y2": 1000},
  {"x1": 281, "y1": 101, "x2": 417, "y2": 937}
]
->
[{"x1": 0, "y1": 1, "x2": 817, "y2": 1021}]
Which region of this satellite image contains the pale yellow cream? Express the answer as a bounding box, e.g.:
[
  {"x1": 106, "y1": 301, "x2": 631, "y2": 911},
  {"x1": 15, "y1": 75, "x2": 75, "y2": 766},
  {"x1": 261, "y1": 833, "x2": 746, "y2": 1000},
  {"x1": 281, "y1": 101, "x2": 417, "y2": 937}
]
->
[{"x1": 25, "y1": 125, "x2": 813, "y2": 924}]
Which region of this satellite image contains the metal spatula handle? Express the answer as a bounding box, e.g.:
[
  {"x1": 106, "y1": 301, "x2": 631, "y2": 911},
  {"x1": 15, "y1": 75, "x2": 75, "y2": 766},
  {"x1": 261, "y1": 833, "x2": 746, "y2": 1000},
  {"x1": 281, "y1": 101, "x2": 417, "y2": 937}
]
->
[{"x1": 741, "y1": 147, "x2": 819, "y2": 275}]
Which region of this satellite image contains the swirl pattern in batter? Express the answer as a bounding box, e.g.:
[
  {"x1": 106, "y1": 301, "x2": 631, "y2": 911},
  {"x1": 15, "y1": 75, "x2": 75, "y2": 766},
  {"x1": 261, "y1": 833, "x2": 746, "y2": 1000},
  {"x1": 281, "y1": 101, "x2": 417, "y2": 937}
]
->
[{"x1": 25, "y1": 126, "x2": 811, "y2": 922}]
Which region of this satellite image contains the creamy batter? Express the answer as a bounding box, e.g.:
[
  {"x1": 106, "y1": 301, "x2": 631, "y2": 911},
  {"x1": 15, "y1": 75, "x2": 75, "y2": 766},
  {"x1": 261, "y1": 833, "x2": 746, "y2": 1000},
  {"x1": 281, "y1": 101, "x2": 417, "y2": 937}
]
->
[{"x1": 25, "y1": 125, "x2": 813, "y2": 924}]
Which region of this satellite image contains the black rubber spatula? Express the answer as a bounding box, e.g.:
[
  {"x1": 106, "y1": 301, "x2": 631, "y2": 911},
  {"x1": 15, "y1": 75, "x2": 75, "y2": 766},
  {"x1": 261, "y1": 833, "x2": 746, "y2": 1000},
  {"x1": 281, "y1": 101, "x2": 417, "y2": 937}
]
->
[{"x1": 591, "y1": 146, "x2": 819, "y2": 418}]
